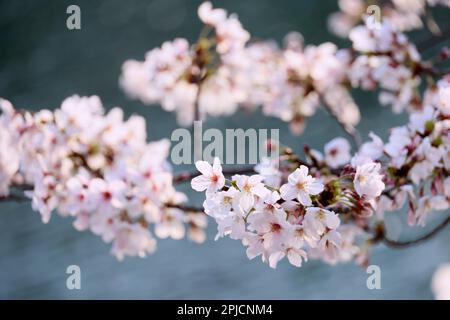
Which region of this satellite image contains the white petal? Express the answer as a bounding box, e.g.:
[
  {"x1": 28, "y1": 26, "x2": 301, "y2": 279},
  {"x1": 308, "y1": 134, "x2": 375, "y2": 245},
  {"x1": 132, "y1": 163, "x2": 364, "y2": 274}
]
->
[
  {"x1": 326, "y1": 212, "x2": 340, "y2": 229},
  {"x1": 308, "y1": 181, "x2": 324, "y2": 195},
  {"x1": 268, "y1": 251, "x2": 285, "y2": 268},
  {"x1": 191, "y1": 175, "x2": 211, "y2": 192},
  {"x1": 280, "y1": 184, "x2": 297, "y2": 200},
  {"x1": 287, "y1": 249, "x2": 306, "y2": 267},
  {"x1": 195, "y1": 161, "x2": 213, "y2": 176},
  {"x1": 297, "y1": 191, "x2": 312, "y2": 206}
]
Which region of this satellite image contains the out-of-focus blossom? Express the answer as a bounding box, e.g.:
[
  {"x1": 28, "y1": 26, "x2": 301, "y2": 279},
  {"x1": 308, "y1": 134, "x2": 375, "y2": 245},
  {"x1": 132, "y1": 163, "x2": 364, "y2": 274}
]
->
[
  {"x1": 432, "y1": 263, "x2": 450, "y2": 300},
  {"x1": 0, "y1": 95, "x2": 206, "y2": 260}
]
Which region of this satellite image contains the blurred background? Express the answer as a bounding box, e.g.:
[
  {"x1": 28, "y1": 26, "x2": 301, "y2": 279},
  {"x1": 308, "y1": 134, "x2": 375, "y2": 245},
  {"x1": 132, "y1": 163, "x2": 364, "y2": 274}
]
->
[{"x1": 1, "y1": 0, "x2": 450, "y2": 299}]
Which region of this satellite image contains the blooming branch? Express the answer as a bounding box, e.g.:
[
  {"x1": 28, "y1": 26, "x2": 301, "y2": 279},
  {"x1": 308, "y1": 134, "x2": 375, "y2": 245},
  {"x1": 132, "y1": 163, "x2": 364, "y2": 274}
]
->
[{"x1": 1, "y1": 1, "x2": 450, "y2": 278}]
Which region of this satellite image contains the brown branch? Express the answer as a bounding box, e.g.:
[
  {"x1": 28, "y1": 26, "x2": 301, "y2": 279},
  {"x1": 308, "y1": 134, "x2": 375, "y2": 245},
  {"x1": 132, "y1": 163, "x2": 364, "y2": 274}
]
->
[
  {"x1": 0, "y1": 194, "x2": 29, "y2": 203},
  {"x1": 382, "y1": 215, "x2": 450, "y2": 248},
  {"x1": 166, "y1": 203, "x2": 204, "y2": 212},
  {"x1": 173, "y1": 166, "x2": 257, "y2": 184},
  {"x1": 194, "y1": 84, "x2": 202, "y2": 122}
]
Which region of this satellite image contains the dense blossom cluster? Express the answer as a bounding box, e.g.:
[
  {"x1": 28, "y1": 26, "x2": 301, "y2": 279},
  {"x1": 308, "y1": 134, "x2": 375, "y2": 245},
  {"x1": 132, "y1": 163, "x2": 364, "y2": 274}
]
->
[
  {"x1": 0, "y1": 96, "x2": 206, "y2": 259},
  {"x1": 120, "y1": 2, "x2": 360, "y2": 134},
  {"x1": 121, "y1": 2, "x2": 448, "y2": 137},
  {"x1": 192, "y1": 152, "x2": 388, "y2": 267},
  {"x1": 249, "y1": 36, "x2": 360, "y2": 134},
  {"x1": 328, "y1": 0, "x2": 450, "y2": 38},
  {"x1": 349, "y1": 19, "x2": 425, "y2": 113},
  {"x1": 191, "y1": 77, "x2": 449, "y2": 268},
  {"x1": 377, "y1": 76, "x2": 450, "y2": 226},
  {"x1": 120, "y1": 2, "x2": 250, "y2": 125}
]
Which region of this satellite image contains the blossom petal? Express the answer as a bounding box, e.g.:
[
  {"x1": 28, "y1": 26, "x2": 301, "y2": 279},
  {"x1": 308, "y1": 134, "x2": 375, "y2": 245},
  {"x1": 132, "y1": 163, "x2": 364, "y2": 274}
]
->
[
  {"x1": 195, "y1": 161, "x2": 213, "y2": 176},
  {"x1": 191, "y1": 175, "x2": 211, "y2": 192},
  {"x1": 280, "y1": 184, "x2": 297, "y2": 200},
  {"x1": 297, "y1": 191, "x2": 312, "y2": 206}
]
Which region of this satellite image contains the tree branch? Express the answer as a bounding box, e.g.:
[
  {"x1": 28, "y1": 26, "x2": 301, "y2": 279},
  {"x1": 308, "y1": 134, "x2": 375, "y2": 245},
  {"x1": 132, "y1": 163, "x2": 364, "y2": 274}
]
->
[
  {"x1": 166, "y1": 203, "x2": 204, "y2": 212},
  {"x1": 0, "y1": 194, "x2": 29, "y2": 203},
  {"x1": 382, "y1": 215, "x2": 450, "y2": 248},
  {"x1": 174, "y1": 166, "x2": 257, "y2": 184}
]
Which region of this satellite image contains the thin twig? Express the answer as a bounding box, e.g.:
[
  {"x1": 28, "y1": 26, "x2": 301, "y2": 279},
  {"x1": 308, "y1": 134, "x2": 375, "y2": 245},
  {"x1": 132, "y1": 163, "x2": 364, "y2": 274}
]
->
[
  {"x1": 174, "y1": 166, "x2": 257, "y2": 184},
  {"x1": 166, "y1": 203, "x2": 204, "y2": 212},
  {"x1": 0, "y1": 194, "x2": 29, "y2": 203},
  {"x1": 382, "y1": 215, "x2": 450, "y2": 248},
  {"x1": 194, "y1": 84, "x2": 202, "y2": 122}
]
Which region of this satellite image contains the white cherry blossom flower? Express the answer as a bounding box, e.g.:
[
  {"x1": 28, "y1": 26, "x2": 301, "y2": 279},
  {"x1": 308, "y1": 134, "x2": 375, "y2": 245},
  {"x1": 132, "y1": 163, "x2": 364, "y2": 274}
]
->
[
  {"x1": 232, "y1": 174, "x2": 270, "y2": 211},
  {"x1": 324, "y1": 137, "x2": 351, "y2": 168},
  {"x1": 191, "y1": 157, "x2": 225, "y2": 193},
  {"x1": 280, "y1": 165, "x2": 324, "y2": 206},
  {"x1": 354, "y1": 162, "x2": 385, "y2": 199}
]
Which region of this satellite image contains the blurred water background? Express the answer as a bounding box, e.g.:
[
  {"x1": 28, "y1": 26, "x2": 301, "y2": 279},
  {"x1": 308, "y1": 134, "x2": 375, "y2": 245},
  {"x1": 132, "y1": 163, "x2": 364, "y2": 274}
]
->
[{"x1": 1, "y1": 0, "x2": 450, "y2": 299}]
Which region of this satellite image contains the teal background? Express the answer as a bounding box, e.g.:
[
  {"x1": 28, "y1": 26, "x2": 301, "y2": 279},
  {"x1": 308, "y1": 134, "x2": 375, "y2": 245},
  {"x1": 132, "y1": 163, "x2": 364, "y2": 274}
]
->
[{"x1": 1, "y1": 0, "x2": 449, "y2": 299}]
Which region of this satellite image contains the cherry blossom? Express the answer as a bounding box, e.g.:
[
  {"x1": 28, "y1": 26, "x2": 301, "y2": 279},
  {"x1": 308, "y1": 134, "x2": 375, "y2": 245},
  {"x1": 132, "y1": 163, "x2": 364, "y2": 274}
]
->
[
  {"x1": 0, "y1": 95, "x2": 206, "y2": 260},
  {"x1": 280, "y1": 166, "x2": 324, "y2": 206},
  {"x1": 432, "y1": 263, "x2": 450, "y2": 300},
  {"x1": 354, "y1": 162, "x2": 385, "y2": 199},
  {"x1": 191, "y1": 157, "x2": 225, "y2": 193},
  {"x1": 324, "y1": 137, "x2": 352, "y2": 168}
]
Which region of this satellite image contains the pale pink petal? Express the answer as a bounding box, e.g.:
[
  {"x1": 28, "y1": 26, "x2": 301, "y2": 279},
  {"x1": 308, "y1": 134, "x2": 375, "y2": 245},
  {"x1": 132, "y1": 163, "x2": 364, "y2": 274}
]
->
[
  {"x1": 288, "y1": 169, "x2": 301, "y2": 185},
  {"x1": 287, "y1": 249, "x2": 306, "y2": 267},
  {"x1": 297, "y1": 191, "x2": 312, "y2": 206},
  {"x1": 298, "y1": 165, "x2": 309, "y2": 176},
  {"x1": 268, "y1": 251, "x2": 285, "y2": 268},
  {"x1": 251, "y1": 184, "x2": 270, "y2": 198},
  {"x1": 212, "y1": 157, "x2": 222, "y2": 173},
  {"x1": 191, "y1": 175, "x2": 211, "y2": 192},
  {"x1": 195, "y1": 161, "x2": 213, "y2": 176},
  {"x1": 280, "y1": 184, "x2": 297, "y2": 200},
  {"x1": 325, "y1": 212, "x2": 340, "y2": 229},
  {"x1": 308, "y1": 181, "x2": 324, "y2": 195}
]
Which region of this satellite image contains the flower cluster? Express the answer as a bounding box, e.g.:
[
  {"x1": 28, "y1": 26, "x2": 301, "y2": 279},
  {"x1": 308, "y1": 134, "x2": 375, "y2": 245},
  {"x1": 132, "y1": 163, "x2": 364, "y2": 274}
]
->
[
  {"x1": 120, "y1": 2, "x2": 250, "y2": 125},
  {"x1": 191, "y1": 78, "x2": 449, "y2": 268},
  {"x1": 0, "y1": 96, "x2": 206, "y2": 260},
  {"x1": 120, "y1": 2, "x2": 448, "y2": 136},
  {"x1": 120, "y1": 2, "x2": 360, "y2": 134},
  {"x1": 376, "y1": 76, "x2": 450, "y2": 226},
  {"x1": 349, "y1": 19, "x2": 424, "y2": 113},
  {"x1": 253, "y1": 35, "x2": 360, "y2": 134},
  {"x1": 192, "y1": 155, "x2": 385, "y2": 268},
  {"x1": 328, "y1": 0, "x2": 450, "y2": 38}
]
